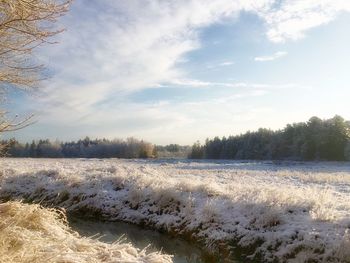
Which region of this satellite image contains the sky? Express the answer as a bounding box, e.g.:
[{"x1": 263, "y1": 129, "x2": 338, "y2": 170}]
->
[{"x1": 4, "y1": 0, "x2": 350, "y2": 145}]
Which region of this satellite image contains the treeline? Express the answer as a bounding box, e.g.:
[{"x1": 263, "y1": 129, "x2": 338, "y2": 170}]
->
[
  {"x1": 155, "y1": 144, "x2": 191, "y2": 158},
  {"x1": 2, "y1": 137, "x2": 156, "y2": 158},
  {"x1": 1, "y1": 137, "x2": 191, "y2": 159},
  {"x1": 3, "y1": 115, "x2": 350, "y2": 161},
  {"x1": 190, "y1": 115, "x2": 350, "y2": 161}
]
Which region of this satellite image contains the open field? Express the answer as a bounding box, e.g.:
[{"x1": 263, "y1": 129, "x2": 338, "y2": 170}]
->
[{"x1": 1, "y1": 158, "x2": 350, "y2": 262}]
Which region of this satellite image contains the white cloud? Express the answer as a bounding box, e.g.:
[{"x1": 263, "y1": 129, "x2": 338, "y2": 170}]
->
[
  {"x1": 258, "y1": 0, "x2": 350, "y2": 42},
  {"x1": 206, "y1": 61, "x2": 235, "y2": 69},
  {"x1": 168, "y1": 78, "x2": 304, "y2": 90},
  {"x1": 40, "y1": 0, "x2": 350, "y2": 114},
  {"x1": 219, "y1": 61, "x2": 235, "y2": 66},
  {"x1": 18, "y1": 0, "x2": 350, "y2": 142},
  {"x1": 40, "y1": 0, "x2": 274, "y2": 117},
  {"x1": 254, "y1": 51, "x2": 288, "y2": 62},
  {"x1": 169, "y1": 79, "x2": 212, "y2": 87}
]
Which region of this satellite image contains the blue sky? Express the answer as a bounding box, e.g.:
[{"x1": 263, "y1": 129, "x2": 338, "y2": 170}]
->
[{"x1": 4, "y1": 0, "x2": 350, "y2": 145}]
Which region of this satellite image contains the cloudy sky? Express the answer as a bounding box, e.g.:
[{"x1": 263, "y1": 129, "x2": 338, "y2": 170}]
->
[{"x1": 5, "y1": 0, "x2": 350, "y2": 145}]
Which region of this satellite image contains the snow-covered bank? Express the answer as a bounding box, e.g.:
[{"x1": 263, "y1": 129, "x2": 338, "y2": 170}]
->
[
  {"x1": 0, "y1": 201, "x2": 172, "y2": 263},
  {"x1": 1, "y1": 158, "x2": 350, "y2": 262}
]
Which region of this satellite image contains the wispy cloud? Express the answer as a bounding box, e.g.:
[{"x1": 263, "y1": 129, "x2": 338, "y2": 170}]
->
[
  {"x1": 219, "y1": 61, "x2": 235, "y2": 66},
  {"x1": 11, "y1": 0, "x2": 350, "y2": 142},
  {"x1": 40, "y1": 0, "x2": 271, "y2": 117},
  {"x1": 254, "y1": 51, "x2": 288, "y2": 62},
  {"x1": 39, "y1": 0, "x2": 350, "y2": 118},
  {"x1": 258, "y1": 1, "x2": 350, "y2": 42},
  {"x1": 168, "y1": 78, "x2": 304, "y2": 90},
  {"x1": 206, "y1": 61, "x2": 235, "y2": 69}
]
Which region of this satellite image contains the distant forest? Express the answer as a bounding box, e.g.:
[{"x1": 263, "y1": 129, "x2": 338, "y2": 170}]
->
[
  {"x1": 1, "y1": 137, "x2": 156, "y2": 158},
  {"x1": 1, "y1": 137, "x2": 190, "y2": 159},
  {"x1": 2, "y1": 115, "x2": 350, "y2": 161},
  {"x1": 190, "y1": 115, "x2": 350, "y2": 161}
]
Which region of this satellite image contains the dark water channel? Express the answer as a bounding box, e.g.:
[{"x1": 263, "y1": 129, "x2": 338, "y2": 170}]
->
[{"x1": 69, "y1": 217, "x2": 243, "y2": 263}]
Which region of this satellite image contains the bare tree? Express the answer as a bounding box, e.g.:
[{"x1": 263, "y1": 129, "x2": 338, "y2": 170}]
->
[
  {"x1": 0, "y1": 0, "x2": 71, "y2": 88},
  {"x1": 0, "y1": 0, "x2": 71, "y2": 145}
]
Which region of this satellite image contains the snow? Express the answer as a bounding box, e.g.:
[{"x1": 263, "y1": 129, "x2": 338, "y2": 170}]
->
[{"x1": 1, "y1": 158, "x2": 350, "y2": 262}]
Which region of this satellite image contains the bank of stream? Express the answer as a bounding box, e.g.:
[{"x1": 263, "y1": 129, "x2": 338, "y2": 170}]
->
[{"x1": 69, "y1": 217, "x2": 243, "y2": 263}]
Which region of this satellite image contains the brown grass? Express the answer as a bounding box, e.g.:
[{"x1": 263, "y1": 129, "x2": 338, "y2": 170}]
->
[{"x1": 0, "y1": 201, "x2": 172, "y2": 263}]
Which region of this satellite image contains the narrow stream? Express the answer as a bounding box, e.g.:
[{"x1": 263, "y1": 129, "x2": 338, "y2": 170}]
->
[{"x1": 69, "y1": 217, "x2": 242, "y2": 263}]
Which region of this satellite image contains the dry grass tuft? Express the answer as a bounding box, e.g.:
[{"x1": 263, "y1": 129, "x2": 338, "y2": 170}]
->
[{"x1": 0, "y1": 201, "x2": 172, "y2": 263}]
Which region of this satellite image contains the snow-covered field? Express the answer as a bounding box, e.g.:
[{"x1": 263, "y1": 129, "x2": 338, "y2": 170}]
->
[{"x1": 1, "y1": 158, "x2": 350, "y2": 262}]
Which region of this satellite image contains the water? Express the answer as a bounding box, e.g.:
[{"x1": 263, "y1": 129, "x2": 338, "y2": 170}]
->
[{"x1": 69, "y1": 217, "x2": 241, "y2": 263}]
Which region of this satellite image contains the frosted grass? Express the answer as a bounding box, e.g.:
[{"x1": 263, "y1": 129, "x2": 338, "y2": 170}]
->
[
  {"x1": 1, "y1": 158, "x2": 350, "y2": 262},
  {"x1": 0, "y1": 201, "x2": 172, "y2": 263}
]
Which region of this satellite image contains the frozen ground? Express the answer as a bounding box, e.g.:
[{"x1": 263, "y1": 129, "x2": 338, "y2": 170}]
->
[{"x1": 1, "y1": 158, "x2": 350, "y2": 262}]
